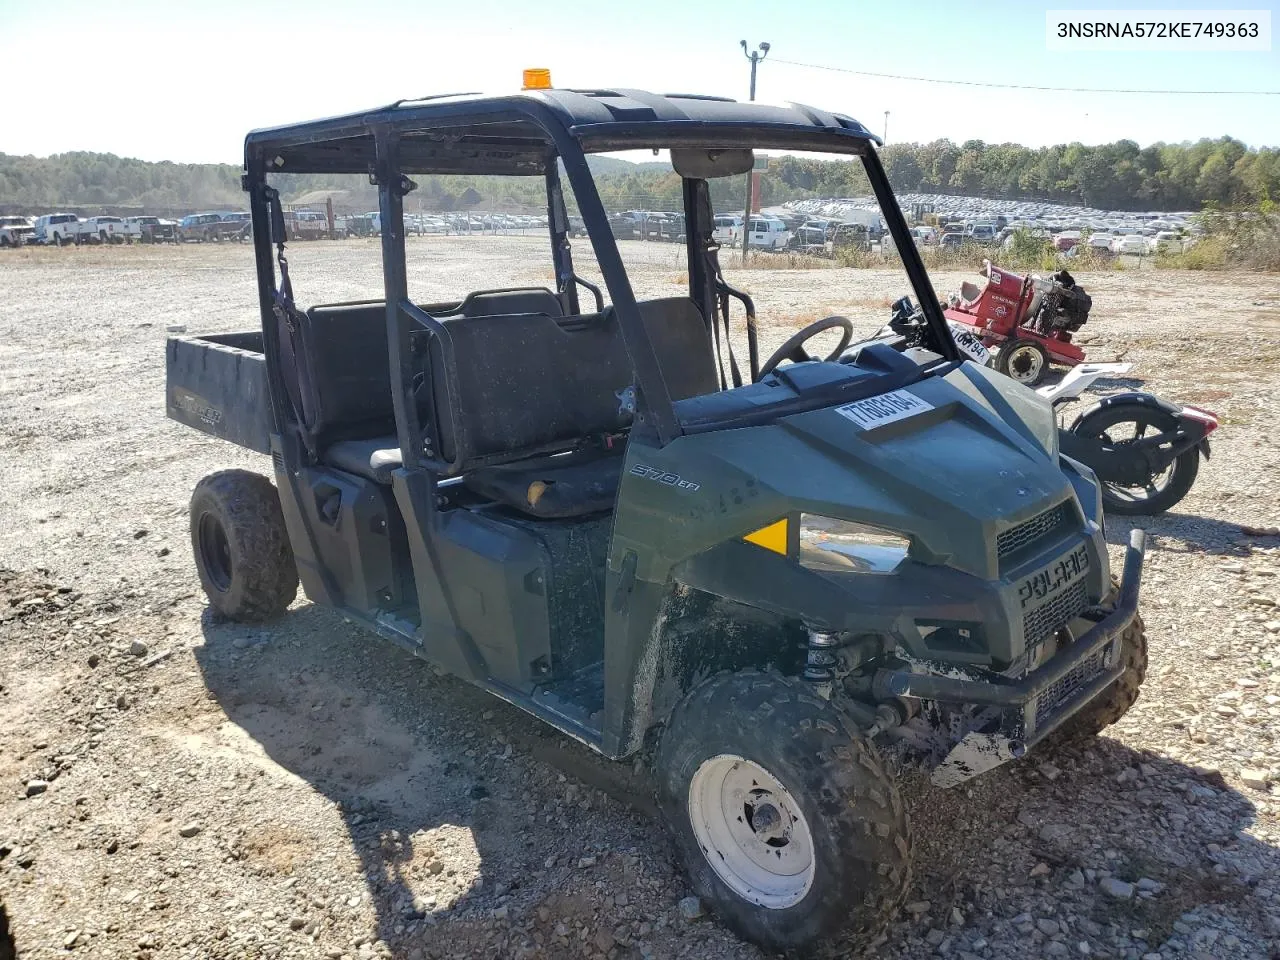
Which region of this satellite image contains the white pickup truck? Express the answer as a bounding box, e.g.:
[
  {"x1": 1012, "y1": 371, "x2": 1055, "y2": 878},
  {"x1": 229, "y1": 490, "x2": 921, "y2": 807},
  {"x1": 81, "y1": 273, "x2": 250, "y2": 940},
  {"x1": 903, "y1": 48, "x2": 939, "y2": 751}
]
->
[
  {"x1": 80, "y1": 216, "x2": 126, "y2": 244},
  {"x1": 32, "y1": 213, "x2": 81, "y2": 245},
  {"x1": 32, "y1": 214, "x2": 128, "y2": 245},
  {"x1": 0, "y1": 215, "x2": 34, "y2": 247}
]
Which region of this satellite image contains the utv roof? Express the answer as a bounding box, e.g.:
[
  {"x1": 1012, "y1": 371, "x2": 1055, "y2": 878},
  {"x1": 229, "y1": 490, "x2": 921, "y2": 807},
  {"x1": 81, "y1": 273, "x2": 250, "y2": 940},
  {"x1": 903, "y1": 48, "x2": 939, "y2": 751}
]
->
[{"x1": 244, "y1": 88, "x2": 882, "y2": 176}]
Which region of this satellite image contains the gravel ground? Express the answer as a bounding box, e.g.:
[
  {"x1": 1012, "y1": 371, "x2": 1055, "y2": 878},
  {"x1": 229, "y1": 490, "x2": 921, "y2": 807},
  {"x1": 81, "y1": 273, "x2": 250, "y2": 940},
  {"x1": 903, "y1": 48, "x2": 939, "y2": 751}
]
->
[{"x1": 2, "y1": 239, "x2": 1279, "y2": 960}]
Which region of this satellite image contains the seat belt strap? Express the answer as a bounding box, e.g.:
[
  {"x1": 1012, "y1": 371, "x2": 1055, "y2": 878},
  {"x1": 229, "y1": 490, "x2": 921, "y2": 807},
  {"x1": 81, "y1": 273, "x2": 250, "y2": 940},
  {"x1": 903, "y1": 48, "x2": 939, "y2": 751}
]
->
[
  {"x1": 263, "y1": 187, "x2": 316, "y2": 454},
  {"x1": 707, "y1": 246, "x2": 743, "y2": 388}
]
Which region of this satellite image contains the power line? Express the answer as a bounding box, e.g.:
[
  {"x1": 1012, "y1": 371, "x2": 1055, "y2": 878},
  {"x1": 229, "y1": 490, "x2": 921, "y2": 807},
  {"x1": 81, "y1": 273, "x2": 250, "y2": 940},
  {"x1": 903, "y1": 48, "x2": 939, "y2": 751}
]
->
[{"x1": 769, "y1": 57, "x2": 1280, "y2": 96}]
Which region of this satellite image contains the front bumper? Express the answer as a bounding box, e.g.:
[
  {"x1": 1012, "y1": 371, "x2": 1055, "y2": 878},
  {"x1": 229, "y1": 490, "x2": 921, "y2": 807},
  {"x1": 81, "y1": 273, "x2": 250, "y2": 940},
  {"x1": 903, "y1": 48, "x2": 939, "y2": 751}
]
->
[{"x1": 874, "y1": 528, "x2": 1146, "y2": 786}]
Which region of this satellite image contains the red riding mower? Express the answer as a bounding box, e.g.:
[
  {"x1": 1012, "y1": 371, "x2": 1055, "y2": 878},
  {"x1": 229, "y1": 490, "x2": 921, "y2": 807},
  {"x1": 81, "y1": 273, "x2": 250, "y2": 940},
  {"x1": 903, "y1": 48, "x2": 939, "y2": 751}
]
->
[{"x1": 944, "y1": 261, "x2": 1091, "y2": 386}]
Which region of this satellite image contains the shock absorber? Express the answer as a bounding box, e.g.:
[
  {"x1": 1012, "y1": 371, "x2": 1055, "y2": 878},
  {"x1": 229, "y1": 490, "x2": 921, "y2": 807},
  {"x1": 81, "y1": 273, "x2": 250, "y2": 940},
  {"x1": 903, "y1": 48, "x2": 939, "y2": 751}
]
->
[{"x1": 803, "y1": 628, "x2": 840, "y2": 699}]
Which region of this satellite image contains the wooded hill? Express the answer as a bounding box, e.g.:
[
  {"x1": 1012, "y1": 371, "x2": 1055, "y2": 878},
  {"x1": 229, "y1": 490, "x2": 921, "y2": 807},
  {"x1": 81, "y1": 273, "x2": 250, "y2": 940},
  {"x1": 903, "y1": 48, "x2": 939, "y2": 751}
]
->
[{"x1": 2, "y1": 136, "x2": 1276, "y2": 214}]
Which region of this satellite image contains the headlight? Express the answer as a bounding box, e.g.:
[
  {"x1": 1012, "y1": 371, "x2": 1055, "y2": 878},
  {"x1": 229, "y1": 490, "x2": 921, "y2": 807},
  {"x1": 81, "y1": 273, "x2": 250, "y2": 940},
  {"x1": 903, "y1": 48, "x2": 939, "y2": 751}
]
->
[{"x1": 797, "y1": 515, "x2": 910, "y2": 574}]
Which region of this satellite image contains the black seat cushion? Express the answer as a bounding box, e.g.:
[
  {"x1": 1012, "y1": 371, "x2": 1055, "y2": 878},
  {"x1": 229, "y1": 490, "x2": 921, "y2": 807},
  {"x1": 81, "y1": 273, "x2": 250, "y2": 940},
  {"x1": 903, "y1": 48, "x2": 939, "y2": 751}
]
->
[
  {"x1": 323, "y1": 435, "x2": 402, "y2": 483},
  {"x1": 464, "y1": 451, "x2": 624, "y2": 518},
  {"x1": 323, "y1": 437, "x2": 622, "y2": 519}
]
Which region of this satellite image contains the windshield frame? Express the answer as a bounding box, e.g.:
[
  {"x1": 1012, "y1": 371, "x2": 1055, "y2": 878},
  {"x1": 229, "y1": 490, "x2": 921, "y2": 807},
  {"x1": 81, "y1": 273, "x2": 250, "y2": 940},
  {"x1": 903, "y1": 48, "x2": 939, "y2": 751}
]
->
[
  {"x1": 242, "y1": 95, "x2": 961, "y2": 467},
  {"x1": 570, "y1": 127, "x2": 961, "y2": 437}
]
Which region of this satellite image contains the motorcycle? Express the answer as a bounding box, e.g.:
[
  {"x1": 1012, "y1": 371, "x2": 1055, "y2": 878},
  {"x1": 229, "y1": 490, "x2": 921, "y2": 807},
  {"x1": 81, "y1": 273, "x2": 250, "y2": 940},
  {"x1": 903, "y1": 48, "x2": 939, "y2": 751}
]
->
[
  {"x1": 877, "y1": 299, "x2": 1218, "y2": 515},
  {"x1": 1039, "y1": 363, "x2": 1218, "y2": 515}
]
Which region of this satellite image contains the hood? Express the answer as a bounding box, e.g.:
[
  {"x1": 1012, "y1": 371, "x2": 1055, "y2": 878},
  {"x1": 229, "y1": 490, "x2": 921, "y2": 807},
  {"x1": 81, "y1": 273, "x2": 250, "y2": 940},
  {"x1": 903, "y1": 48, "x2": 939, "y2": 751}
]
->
[{"x1": 644, "y1": 367, "x2": 1075, "y2": 581}]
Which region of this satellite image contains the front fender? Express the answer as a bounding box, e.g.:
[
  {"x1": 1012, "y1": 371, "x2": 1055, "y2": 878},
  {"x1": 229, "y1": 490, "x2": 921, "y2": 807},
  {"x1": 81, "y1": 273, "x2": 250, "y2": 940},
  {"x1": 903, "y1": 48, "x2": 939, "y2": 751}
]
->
[{"x1": 1067, "y1": 391, "x2": 1181, "y2": 432}]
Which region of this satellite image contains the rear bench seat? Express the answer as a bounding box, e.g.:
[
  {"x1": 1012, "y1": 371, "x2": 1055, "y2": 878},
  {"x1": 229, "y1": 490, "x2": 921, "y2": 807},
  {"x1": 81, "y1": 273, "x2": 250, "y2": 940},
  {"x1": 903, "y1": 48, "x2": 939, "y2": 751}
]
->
[{"x1": 292, "y1": 294, "x2": 716, "y2": 518}]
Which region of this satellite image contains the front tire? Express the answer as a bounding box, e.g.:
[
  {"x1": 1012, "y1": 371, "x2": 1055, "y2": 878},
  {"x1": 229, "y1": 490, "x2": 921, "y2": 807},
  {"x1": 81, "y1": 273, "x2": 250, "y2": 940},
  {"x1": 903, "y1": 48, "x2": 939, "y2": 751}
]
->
[
  {"x1": 656, "y1": 670, "x2": 911, "y2": 956},
  {"x1": 1052, "y1": 587, "x2": 1148, "y2": 741},
  {"x1": 996, "y1": 338, "x2": 1050, "y2": 386},
  {"x1": 190, "y1": 470, "x2": 298, "y2": 622}
]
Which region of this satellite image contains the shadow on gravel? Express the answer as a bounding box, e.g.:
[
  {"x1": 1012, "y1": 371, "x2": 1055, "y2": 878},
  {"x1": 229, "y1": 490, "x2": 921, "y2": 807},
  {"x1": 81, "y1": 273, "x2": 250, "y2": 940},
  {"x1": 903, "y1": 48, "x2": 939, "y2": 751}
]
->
[
  {"x1": 192, "y1": 593, "x2": 1277, "y2": 958},
  {"x1": 901, "y1": 734, "x2": 1275, "y2": 955},
  {"x1": 192, "y1": 603, "x2": 656, "y2": 958},
  {"x1": 1105, "y1": 514, "x2": 1257, "y2": 555}
]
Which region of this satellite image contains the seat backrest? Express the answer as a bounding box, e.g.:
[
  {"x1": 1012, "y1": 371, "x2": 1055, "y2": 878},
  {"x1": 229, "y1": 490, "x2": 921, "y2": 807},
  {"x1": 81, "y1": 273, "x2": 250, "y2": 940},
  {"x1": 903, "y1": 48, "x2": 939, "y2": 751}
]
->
[
  {"x1": 458, "y1": 288, "x2": 564, "y2": 320},
  {"x1": 431, "y1": 310, "x2": 630, "y2": 464},
  {"x1": 281, "y1": 293, "x2": 717, "y2": 468},
  {"x1": 430, "y1": 297, "x2": 719, "y2": 466},
  {"x1": 297, "y1": 303, "x2": 395, "y2": 446},
  {"x1": 285, "y1": 293, "x2": 563, "y2": 449},
  {"x1": 633, "y1": 297, "x2": 719, "y2": 401}
]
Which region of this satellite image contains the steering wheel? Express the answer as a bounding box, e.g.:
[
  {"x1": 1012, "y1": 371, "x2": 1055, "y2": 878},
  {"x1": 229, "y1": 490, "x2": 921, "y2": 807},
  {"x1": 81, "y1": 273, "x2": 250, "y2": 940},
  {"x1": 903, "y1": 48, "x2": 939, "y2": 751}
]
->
[{"x1": 758, "y1": 316, "x2": 855, "y2": 378}]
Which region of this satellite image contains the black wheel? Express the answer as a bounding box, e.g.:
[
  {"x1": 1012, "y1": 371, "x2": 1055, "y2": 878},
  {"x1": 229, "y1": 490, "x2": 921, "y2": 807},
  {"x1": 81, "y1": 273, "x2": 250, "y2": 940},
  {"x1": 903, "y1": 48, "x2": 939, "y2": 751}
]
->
[
  {"x1": 996, "y1": 338, "x2": 1050, "y2": 386},
  {"x1": 656, "y1": 670, "x2": 911, "y2": 957},
  {"x1": 1051, "y1": 584, "x2": 1148, "y2": 741},
  {"x1": 189, "y1": 470, "x2": 298, "y2": 621},
  {"x1": 1074, "y1": 403, "x2": 1200, "y2": 515}
]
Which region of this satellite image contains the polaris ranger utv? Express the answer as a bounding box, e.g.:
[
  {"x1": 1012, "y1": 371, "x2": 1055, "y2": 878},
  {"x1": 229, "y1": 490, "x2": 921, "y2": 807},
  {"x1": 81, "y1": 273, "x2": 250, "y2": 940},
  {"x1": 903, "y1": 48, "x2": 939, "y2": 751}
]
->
[{"x1": 167, "y1": 82, "x2": 1148, "y2": 956}]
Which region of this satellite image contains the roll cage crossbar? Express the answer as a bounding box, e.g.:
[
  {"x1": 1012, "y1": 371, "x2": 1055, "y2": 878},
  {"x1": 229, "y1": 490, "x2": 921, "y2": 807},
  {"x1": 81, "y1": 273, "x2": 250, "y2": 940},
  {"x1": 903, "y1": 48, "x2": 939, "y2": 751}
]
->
[{"x1": 242, "y1": 89, "x2": 959, "y2": 469}]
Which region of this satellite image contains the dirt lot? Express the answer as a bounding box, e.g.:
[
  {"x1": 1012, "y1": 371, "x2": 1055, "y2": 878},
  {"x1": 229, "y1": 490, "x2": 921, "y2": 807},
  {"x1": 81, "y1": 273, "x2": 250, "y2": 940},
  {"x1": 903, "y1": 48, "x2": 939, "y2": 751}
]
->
[{"x1": 2, "y1": 238, "x2": 1280, "y2": 960}]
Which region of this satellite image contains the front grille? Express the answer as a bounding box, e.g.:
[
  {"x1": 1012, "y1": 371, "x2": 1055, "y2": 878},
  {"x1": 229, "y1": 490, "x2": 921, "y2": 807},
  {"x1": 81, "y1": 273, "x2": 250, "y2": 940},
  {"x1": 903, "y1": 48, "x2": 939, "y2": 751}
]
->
[
  {"x1": 998, "y1": 502, "x2": 1070, "y2": 561},
  {"x1": 1023, "y1": 578, "x2": 1089, "y2": 649},
  {"x1": 1036, "y1": 645, "x2": 1108, "y2": 718}
]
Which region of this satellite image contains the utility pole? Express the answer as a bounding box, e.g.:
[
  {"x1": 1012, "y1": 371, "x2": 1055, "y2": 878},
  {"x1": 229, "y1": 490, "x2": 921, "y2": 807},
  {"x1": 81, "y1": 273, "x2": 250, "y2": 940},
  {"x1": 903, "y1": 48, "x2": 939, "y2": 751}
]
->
[
  {"x1": 740, "y1": 39, "x2": 769, "y2": 264},
  {"x1": 883, "y1": 111, "x2": 889, "y2": 144}
]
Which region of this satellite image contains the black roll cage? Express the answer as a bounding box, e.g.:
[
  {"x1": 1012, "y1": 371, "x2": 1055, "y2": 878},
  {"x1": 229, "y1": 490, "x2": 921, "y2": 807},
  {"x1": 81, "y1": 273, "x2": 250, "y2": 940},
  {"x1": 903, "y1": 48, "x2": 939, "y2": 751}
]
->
[{"x1": 242, "y1": 91, "x2": 959, "y2": 476}]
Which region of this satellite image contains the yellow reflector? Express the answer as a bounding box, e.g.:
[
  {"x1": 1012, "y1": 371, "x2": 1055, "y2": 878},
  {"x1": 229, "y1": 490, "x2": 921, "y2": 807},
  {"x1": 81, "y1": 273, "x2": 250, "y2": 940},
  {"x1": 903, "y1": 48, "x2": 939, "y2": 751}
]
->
[
  {"x1": 523, "y1": 68, "x2": 552, "y2": 90},
  {"x1": 744, "y1": 518, "x2": 789, "y2": 555}
]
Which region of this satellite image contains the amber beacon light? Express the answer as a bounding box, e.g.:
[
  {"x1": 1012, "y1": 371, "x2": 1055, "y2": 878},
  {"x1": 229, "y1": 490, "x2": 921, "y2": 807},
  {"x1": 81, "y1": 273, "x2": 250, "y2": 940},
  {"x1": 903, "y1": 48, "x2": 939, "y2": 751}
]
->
[{"x1": 522, "y1": 68, "x2": 553, "y2": 90}]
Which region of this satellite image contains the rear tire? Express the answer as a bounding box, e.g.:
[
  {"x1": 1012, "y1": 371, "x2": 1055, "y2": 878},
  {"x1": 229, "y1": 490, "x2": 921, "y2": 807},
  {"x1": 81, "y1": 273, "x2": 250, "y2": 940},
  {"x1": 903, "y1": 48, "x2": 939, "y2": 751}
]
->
[
  {"x1": 190, "y1": 470, "x2": 298, "y2": 622},
  {"x1": 996, "y1": 338, "x2": 1050, "y2": 386},
  {"x1": 1074, "y1": 403, "x2": 1200, "y2": 515},
  {"x1": 656, "y1": 670, "x2": 911, "y2": 957},
  {"x1": 1052, "y1": 584, "x2": 1148, "y2": 742}
]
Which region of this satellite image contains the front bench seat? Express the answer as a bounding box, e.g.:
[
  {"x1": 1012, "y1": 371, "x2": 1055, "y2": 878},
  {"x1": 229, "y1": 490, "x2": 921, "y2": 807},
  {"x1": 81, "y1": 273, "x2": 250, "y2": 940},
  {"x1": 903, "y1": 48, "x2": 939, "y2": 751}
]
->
[
  {"x1": 323, "y1": 436, "x2": 404, "y2": 485},
  {"x1": 322, "y1": 437, "x2": 623, "y2": 518},
  {"x1": 323, "y1": 296, "x2": 717, "y2": 519},
  {"x1": 464, "y1": 450, "x2": 624, "y2": 518}
]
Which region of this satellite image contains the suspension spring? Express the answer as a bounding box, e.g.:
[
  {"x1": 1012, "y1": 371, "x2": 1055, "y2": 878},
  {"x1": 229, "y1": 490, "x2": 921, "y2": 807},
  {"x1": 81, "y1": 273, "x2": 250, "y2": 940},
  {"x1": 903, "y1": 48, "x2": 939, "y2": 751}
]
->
[{"x1": 802, "y1": 628, "x2": 840, "y2": 699}]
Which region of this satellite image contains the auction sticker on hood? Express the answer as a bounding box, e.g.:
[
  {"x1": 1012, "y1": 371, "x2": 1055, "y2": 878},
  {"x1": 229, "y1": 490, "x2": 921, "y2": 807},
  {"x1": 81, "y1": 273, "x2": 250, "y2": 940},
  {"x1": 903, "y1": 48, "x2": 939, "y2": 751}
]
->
[{"x1": 835, "y1": 390, "x2": 934, "y2": 429}]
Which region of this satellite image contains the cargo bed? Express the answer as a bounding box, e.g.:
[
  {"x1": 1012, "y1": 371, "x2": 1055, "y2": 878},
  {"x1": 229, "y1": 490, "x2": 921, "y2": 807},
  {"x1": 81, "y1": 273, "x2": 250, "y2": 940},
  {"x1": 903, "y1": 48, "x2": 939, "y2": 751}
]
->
[{"x1": 166, "y1": 332, "x2": 273, "y2": 454}]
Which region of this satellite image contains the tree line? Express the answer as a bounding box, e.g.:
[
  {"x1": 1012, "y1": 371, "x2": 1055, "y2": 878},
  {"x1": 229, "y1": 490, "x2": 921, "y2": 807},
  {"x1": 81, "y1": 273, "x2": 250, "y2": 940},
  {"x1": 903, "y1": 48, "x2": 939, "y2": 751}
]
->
[{"x1": 2, "y1": 135, "x2": 1276, "y2": 214}]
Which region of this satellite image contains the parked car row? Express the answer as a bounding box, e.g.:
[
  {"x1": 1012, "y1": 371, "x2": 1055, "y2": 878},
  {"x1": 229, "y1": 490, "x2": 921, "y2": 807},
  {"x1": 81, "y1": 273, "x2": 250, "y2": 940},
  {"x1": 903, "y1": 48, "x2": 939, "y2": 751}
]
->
[
  {"x1": 3, "y1": 209, "x2": 338, "y2": 247},
  {"x1": 786, "y1": 218, "x2": 875, "y2": 255},
  {"x1": 922, "y1": 217, "x2": 1192, "y2": 257},
  {"x1": 2, "y1": 212, "x2": 193, "y2": 246}
]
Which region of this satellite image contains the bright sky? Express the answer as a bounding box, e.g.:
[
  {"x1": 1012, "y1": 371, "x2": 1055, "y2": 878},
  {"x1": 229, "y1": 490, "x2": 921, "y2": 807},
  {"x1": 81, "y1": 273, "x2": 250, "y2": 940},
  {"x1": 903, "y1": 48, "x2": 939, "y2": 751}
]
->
[{"x1": 2, "y1": 0, "x2": 1277, "y2": 163}]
